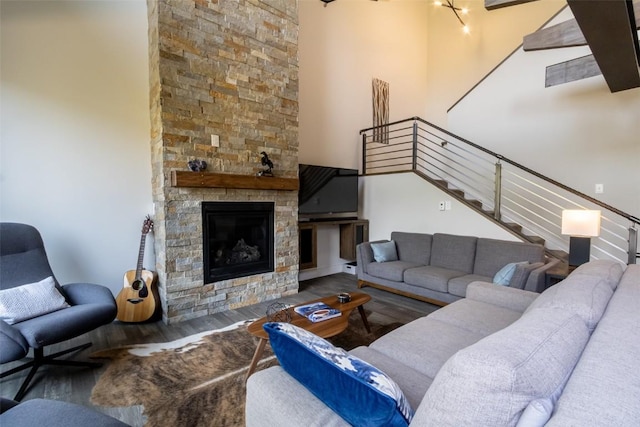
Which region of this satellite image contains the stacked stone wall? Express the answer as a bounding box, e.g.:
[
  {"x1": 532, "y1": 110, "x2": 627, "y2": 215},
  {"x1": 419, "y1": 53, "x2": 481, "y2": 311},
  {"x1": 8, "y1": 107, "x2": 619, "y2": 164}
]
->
[{"x1": 148, "y1": 0, "x2": 299, "y2": 323}]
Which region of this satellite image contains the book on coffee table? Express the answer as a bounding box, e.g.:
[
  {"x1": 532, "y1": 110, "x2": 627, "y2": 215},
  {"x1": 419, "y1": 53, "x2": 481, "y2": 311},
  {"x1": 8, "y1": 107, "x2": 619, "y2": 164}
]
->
[{"x1": 294, "y1": 302, "x2": 341, "y2": 323}]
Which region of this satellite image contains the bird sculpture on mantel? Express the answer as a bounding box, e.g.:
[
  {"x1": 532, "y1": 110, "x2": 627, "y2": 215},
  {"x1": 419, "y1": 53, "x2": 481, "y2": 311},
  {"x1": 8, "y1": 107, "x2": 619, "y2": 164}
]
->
[{"x1": 258, "y1": 151, "x2": 274, "y2": 177}]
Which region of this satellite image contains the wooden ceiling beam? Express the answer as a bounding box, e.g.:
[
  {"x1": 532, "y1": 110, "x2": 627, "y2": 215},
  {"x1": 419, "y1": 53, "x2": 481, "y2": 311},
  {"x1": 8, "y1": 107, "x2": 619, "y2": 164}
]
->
[{"x1": 567, "y1": 0, "x2": 640, "y2": 92}]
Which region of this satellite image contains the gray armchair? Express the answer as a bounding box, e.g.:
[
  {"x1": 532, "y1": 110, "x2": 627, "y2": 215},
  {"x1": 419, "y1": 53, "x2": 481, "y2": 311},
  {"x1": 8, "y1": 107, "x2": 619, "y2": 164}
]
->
[
  {"x1": 0, "y1": 397, "x2": 129, "y2": 426},
  {"x1": 0, "y1": 223, "x2": 117, "y2": 400}
]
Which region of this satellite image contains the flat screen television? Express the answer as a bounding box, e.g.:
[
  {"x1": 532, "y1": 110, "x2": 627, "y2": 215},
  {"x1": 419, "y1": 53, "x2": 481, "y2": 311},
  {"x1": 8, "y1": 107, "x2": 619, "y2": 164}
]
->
[{"x1": 298, "y1": 164, "x2": 359, "y2": 220}]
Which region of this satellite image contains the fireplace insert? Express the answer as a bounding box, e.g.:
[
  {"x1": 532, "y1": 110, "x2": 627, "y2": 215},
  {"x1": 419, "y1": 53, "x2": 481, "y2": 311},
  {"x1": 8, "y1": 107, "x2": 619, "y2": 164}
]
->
[{"x1": 202, "y1": 201, "x2": 274, "y2": 283}]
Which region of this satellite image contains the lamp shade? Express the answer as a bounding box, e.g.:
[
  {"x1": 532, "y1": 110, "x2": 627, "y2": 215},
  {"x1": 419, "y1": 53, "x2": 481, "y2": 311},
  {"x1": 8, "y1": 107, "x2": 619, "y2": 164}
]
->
[{"x1": 561, "y1": 210, "x2": 601, "y2": 237}]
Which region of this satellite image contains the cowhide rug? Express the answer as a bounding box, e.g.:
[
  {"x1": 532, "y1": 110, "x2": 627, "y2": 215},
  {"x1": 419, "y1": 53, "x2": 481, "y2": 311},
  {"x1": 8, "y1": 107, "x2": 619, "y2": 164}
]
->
[{"x1": 90, "y1": 311, "x2": 402, "y2": 427}]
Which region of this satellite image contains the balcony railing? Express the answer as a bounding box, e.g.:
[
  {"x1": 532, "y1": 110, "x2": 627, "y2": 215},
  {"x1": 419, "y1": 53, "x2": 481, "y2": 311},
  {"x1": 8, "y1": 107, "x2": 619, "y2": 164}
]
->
[{"x1": 360, "y1": 117, "x2": 639, "y2": 265}]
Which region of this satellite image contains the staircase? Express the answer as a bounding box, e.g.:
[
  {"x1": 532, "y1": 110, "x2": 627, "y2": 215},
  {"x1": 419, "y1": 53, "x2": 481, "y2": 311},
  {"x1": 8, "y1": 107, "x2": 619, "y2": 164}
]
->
[{"x1": 360, "y1": 117, "x2": 639, "y2": 264}]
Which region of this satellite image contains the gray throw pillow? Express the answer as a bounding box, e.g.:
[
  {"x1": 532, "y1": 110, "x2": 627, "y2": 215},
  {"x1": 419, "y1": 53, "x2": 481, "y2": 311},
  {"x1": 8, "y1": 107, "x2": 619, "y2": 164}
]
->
[
  {"x1": 493, "y1": 261, "x2": 528, "y2": 286},
  {"x1": 510, "y1": 262, "x2": 544, "y2": 290},
  {"x1": 371, "y1": 241, "x2": 398, "y2": 263},
  {"x1": 0, "y1": 276, "x2": 70, "y2": 324}
]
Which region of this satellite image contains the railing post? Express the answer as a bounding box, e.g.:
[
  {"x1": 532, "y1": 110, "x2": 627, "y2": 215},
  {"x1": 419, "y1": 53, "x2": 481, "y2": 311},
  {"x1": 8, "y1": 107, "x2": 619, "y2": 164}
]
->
[
  {"x1": 361, "y1": 132, "x2": 367, "y2": 175},
  {"x1": 412, "y1": 121, "x2": 418, "y2": 171},
  {"x1": 494, "y1": 160, "x2": 502, "y2": 221},
  {"x1": 629, "y1": 226, "x2": 638, "y2": 264}
]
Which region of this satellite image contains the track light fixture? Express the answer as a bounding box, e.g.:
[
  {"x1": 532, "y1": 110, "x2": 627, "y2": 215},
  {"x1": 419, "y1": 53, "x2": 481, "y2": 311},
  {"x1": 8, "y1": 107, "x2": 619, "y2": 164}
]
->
[{"x1": 434, "y1": 1, "x2": 470, "y2": 33}]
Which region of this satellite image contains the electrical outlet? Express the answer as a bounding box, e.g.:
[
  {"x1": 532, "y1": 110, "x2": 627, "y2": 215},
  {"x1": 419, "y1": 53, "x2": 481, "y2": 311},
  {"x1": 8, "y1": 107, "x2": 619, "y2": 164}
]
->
[
  {"x1": 445, "y1": 201, "x2": 452, "y2": 211},
  {"x1": 595, "y1": 183, "x2": 604, "y2": 194},
  {"x1": 439, "y1": 201, "x2": 446, "y2": 211},
  {"x1": 211, "y1": 134, "x2": 220, "y2": 147}
]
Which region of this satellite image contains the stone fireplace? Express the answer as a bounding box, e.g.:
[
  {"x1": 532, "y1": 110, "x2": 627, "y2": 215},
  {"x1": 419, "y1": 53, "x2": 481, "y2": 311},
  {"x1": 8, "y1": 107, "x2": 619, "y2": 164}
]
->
[{"x1": 147, "y1": 0, "x2": 300, "y2": 323}]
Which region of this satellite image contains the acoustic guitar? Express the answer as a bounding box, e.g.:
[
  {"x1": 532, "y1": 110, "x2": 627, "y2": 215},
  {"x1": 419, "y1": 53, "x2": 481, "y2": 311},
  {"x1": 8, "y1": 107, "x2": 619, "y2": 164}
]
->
[{"x1": 116, "y1": 216, "x2": 159, "y2": 322}]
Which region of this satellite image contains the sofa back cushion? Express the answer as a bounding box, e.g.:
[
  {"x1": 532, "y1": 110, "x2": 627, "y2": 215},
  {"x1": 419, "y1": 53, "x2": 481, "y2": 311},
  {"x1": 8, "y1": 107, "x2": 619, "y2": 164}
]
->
[
  {"x1": 415, "y1": 307, "x2": 590, "y2": 426},
  {"x1": 473, "y1": 238, "x2": 545, "y2": 278},
  {"x1": 524, "y1": 260, "x2": 623, "y2": 331},
  {"x1": 546, "y1": 265, "x2": 640, "y2": 426},
  {"x1": 391, "y1": 232, "x2": 432, "y2": 265},
  {"x1": 429, "y1": 234, "x2": 477, "y2": 273}
]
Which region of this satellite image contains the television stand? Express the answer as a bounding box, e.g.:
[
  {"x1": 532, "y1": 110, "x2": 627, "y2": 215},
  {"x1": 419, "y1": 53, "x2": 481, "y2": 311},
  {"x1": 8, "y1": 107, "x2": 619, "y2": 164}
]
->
[{"x1": 298, "y1": 219, "x2": 369, "y2": 270}]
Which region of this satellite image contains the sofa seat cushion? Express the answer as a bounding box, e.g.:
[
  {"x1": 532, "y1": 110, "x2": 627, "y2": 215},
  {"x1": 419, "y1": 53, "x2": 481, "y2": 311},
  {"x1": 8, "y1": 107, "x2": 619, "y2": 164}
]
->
[
  {"x1": 391, "y1": 232, "x2": 432, "y2": 265},
  {"x1": 350, "y1": 346, "x2": 433, "y2": 410},
  {"x1": 447, "y1": 274, "x2": 491, "y2": 297},
  {"x1": 427, "y1": 298, "x2": 522, "y2": 337},
  {"x1": 473, "y1": 238, "x2": 544, "y2": 278},
  {"x1": 370, "y1": 317, "x2": 484, "y2": 378},
  {"x1": 246, "y1": 366, "x2": 351, "y2": 427},
  {"x1": 404, "y1": 266, "x2": 466, "y2": 293},
  {"x1": 263, "y1": 322, "x2": 414, "y2": 426},
  {"x1": 367, "y1": 261, "x2": 423, "y2": 282},
  {"x1": 429, "y1": 233, "x2": 477, "y2": 273},
  {"x1": 416, "y1": 307, "x2": 590, "y2": 427},
  {"x1": 546, "y1": 265, "x2": 640, "y2": 427},
  {"x1": 524, "y1": 260, "x2": 623, "y2": 330}
]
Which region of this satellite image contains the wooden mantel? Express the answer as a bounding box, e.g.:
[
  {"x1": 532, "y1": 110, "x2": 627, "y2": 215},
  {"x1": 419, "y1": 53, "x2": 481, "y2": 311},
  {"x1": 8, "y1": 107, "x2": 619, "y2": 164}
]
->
[{"x1": 170, "y1": 171, "x2": 299, "y2": 191}]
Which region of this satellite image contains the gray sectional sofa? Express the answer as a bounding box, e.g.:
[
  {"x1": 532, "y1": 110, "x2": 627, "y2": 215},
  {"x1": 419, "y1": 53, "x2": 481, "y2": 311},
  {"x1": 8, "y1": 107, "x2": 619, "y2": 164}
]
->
[
  {"x1": 246, "y1": 260, "x2": 640, "y2": 426},
  {"x1": 357, "y1": 231, "x2": 558, "y2": 305}
]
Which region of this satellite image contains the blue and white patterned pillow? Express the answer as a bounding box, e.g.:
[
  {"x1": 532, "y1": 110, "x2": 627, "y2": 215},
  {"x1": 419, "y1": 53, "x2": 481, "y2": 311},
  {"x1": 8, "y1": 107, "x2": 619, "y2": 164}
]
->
[{"x1": 263, "y1": 322, "x2": 414, "y2": 426}]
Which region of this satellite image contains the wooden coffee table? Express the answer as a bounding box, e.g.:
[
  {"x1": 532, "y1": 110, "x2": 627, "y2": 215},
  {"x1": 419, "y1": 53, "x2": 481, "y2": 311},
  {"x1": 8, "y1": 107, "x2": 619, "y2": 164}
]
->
[{"x1": 245, "y1": 292, "x2": 372, "y2": 381}]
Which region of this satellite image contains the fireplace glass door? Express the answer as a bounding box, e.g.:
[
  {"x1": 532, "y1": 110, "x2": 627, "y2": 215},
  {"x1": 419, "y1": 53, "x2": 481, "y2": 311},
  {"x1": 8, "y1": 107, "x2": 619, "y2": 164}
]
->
[{"x1": 202, "y1": 201, "x2": 274, "y2": 283}]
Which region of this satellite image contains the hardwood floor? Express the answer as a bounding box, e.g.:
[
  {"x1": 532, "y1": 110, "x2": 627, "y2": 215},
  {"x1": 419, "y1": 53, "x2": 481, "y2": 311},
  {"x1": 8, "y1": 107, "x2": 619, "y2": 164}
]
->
[{"x1": 0, "y1": 273, "x2": 439, "y2": 425}]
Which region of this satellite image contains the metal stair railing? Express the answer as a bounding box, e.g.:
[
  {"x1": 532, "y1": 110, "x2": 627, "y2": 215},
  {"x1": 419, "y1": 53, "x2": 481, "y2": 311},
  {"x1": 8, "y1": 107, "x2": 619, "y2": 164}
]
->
[{"x1": 360, "y1": 117, "x2": 639, "y2": 265}]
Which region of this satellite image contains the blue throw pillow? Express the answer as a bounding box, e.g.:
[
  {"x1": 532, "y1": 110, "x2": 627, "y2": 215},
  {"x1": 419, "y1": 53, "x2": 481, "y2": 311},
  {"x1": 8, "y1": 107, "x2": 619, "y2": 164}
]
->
[
  {"x1": 371, "y1": 241, "x2": 398, "y2": 263},
  {"x1": 263, "y1": 322, "x2": 413, "y2": 426},
  {"x1": 493, "y1": 262, "x2": 528, "y2": 286}
]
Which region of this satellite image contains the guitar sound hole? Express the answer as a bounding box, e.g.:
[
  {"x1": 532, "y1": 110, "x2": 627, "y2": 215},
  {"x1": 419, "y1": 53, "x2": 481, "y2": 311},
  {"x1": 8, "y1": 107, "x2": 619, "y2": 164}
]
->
[
  {"x1": 132, "y1": 280, "x2": 143, "y2": 291},
  {"x1": 139, "y1": 285, "x2": 148, "y2": 298}
]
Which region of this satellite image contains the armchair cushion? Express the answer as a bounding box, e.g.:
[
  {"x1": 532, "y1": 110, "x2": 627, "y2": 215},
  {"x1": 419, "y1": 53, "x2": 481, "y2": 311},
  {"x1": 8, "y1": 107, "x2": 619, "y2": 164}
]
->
[
  {"x1": 0, "y1": 277, "x2": 69, "y2": 325},
  {"x1": 14, "y1": 303, "x2": 116, "y2": 349}
]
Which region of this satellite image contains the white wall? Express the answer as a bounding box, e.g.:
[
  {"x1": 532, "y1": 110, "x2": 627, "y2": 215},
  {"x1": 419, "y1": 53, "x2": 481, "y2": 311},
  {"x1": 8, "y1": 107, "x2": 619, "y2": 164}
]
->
[
  {"x1": 362, "y1": 173, "x2": 517, "y2": 241},
  {"x1": 298, "y1": 0, "x2": 430, "y2": 169},
  {"x1": 448, "y1": 8, "x2": 640, "y2": 216},
  {"x1": 0, "y1": 0, "x2": 152, "y2": 295},
  {"x1": 425, "y1": 0, "x2": 565, "y2": 126}
]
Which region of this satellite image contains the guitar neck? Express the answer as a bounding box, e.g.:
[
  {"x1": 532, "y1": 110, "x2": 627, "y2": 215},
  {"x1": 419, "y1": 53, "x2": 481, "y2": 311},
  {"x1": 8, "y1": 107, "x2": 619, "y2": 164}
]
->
[{"x1": 135, "y1": 234, "x2": 147, "y2": 280}]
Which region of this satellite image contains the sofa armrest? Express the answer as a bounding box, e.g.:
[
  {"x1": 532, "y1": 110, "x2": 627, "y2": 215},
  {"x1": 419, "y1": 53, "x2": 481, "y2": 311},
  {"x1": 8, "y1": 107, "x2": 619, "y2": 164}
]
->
[
  {"x1": 356, "y1": 240, "x2": 388, "y2": 276},
  {"x1": 523, "y1": 258, "x2": 560, "y2": 293},
  {"x1": 466, "y1": 281, "x2": 539, "y2": 313}
]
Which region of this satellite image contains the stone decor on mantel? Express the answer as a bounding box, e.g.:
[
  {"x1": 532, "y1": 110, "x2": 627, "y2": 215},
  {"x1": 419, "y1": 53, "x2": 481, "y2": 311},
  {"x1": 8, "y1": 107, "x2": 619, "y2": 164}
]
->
[{"x1": 147, "y1": 0, "x2": 300, "y2": 324}]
